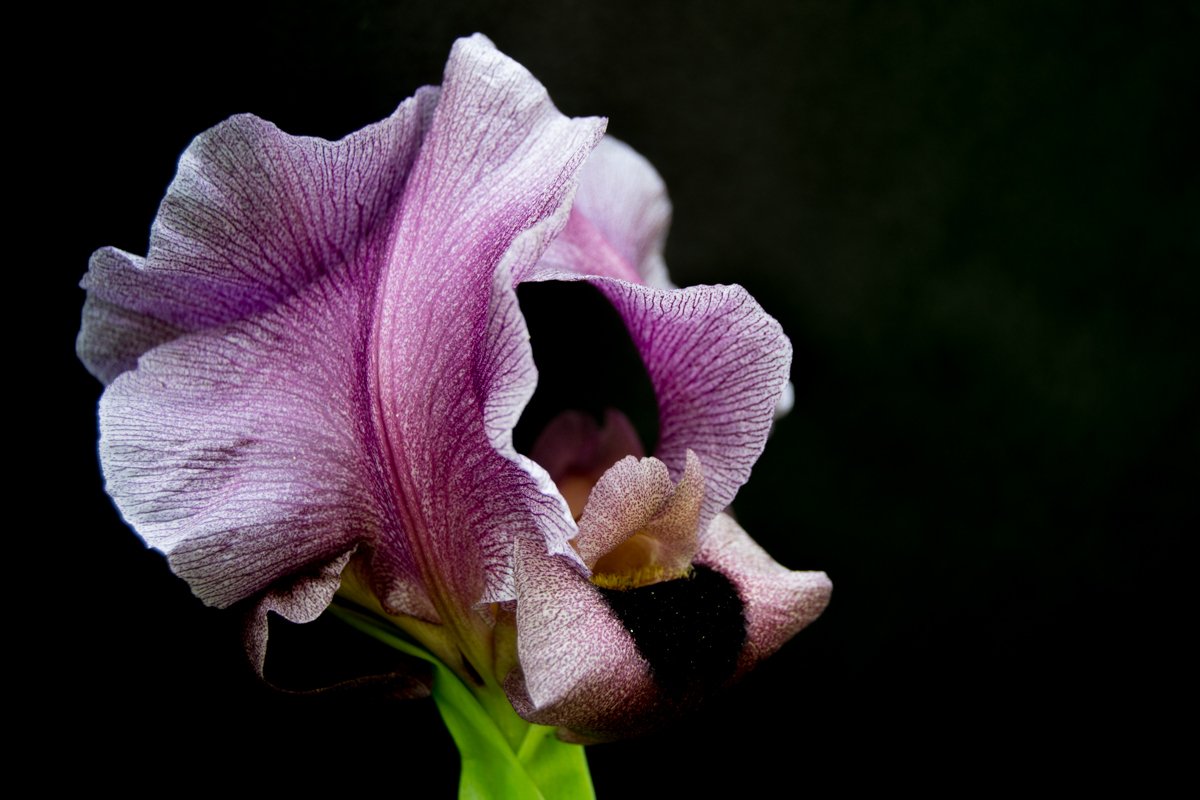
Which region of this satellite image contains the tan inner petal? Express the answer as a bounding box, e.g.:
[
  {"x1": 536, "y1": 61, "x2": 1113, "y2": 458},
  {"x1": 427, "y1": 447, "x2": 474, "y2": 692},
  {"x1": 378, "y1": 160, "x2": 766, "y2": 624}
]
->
[{"x1": 590, "y1": 532, "x2": 693, "y2": 590}]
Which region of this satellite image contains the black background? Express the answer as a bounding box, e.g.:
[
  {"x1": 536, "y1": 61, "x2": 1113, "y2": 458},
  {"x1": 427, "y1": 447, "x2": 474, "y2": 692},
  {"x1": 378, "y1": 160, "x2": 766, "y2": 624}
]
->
[{"x1": 38, "y1": 0, "x2": 1194, "y2": 793}]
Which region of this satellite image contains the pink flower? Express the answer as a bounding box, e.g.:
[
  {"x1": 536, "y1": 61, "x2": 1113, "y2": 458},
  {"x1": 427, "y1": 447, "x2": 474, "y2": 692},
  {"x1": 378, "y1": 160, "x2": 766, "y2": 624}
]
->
[{"x1": 79, "y1": 34, "x2": 830, "y2": 741}]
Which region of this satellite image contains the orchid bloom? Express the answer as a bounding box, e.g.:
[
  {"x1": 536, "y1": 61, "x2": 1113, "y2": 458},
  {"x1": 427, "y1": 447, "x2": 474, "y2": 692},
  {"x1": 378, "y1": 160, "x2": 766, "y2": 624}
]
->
[{"x1": 79, "y1": 33, "x2": 830, "y2": 760}]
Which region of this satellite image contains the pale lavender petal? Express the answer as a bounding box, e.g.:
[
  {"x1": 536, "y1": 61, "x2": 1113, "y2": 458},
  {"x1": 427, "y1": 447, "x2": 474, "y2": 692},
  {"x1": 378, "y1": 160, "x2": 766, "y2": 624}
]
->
[
  {"x1": 504, "y1": 538, "x2": 655, "y2": 740},
  {"x1": 78, "y1": 87, "x2": 439, "y2": 383},
  {"x1": 507, "y1": 510, "x2": 828, "y2": 741},
  {"x1": 77, "y1": 252, "x2": 183, "y2": 383},
  {"x1": 368, "y1": 34, "x2": 605, "y2": 612},
  {"x1": 244, "y1": 549, "x2": 432, "y2": 698},
  {"x1": 99, "y1": 281, "x2": 435, "y2": 618},
  {"x1": 694, "y1": 513, "x2": 832, "y2": 674},
  {"x1": 593, "y1": 280, "x2": 792, "y2": 533},
  {"x1": 522, "y1": 136, "x2": 673, "y2": 288},
  {"x1": 525, "y1": 161, "x2": 790, "y2": 531},
  {"x1": 96, "y1": 36, "x2": 607, "y2": 630},
  {"x1": 638, "y1": 449, "x2": 704, "y2": 574}
]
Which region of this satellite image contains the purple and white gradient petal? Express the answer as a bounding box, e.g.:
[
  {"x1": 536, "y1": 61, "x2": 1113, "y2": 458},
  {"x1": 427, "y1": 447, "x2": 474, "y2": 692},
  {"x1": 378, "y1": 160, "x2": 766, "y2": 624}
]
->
[{"x1": 79, "y1": 34, "x2": 829, "y2": 740}]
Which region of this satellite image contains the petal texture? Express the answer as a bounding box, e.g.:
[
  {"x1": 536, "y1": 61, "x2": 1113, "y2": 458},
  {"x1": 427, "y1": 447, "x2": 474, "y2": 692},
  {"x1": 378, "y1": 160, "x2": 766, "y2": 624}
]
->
[
  {"x1": 83, "y1": 35, "x2": 825, "y2": 738},
  {"x1": 527, "y1": 143, "x2": 791, "y2": 531},
  {"x1": 99, "y1": 280, "x2": 425, "y2": 612},
  {"x1": 79, "y1": 88, "x2": 439, "y2": 383},
  {"x1": 96, "y1": 36, "x2": 606, "y2": 629},
  {"x1": 695, "y1": 513, "x2": 832, "y2": 674},
  {"x1": 575, "y1": 450, "x2": 703, "y2": 583},
  {"x1": 367, "y1": 34, "x2": 605, "y2": 615},
  {"x1": 506, "y1": 512, "x2": 828, "y2": 741},
  {"x1": 590, "y1": 280, "x2": 792, "y2": 533},
  {"x1": 518, "y1": 136, "x2": 673, "y2": 288},
  {"x1": 504, "y1": 538, "x2": 655, "y2": 741}
]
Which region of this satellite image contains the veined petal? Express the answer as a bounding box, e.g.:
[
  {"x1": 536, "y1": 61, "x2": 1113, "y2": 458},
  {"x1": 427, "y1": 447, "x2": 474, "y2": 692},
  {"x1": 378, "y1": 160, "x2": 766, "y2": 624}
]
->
[
  {"x1": 526, "y1": 137, "x2": 790, "y2": 532},
  {"x1": 96, "y1": 36, "x2": 607, "y2": 635},
  {"x1": 366, "y1": 34, "x2": 605, "y2": 616},
  {"x1": 504, "y1": 538, "x2": 655, "y2": 741},
  {"x1": 244, "y1": 549, "x2": 358, "y2": 676},
  {"x1": 520, "y1": 136, "x2": 673, "y2": 288},
  {"x1": 78, "y1": 89, "x2": 438, "y2": 384},
  {"x1": 523, "y1": 274, "x2": 791, "y2": 535},
  {"x1": 99, "y1": 279, "x2": 433, "y2": 616},
  {"x1": 95, "y1": 78, "x2": 442, "y2": 622},
  {"x1": 83, "y1": 35, "x2": 824, "y2": 742},
  {"x1": 695, "y1": 513, "x2": 832, "y2": 673},
  {"x1": 505, "y1": 511, "x2": 827, "y2": 742},
  {"x1": 594, "y1": 280, "x2": 791, "y2": 533}
]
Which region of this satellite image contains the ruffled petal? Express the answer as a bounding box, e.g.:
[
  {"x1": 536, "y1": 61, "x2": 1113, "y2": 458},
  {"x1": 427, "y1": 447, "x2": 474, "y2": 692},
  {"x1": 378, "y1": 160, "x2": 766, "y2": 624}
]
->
[
  {"x1": 589, "y1": 280, "x2": 791, "y2": 533},
  {"x1": 573, "y1": 456, "x2": 674, "y2": 567},
  {"x1": 506, "y1": 509, "x2": 822, "y2": 743},
  {"x1": 519, "y1": 271, "x2": 791, "y2": 536},
  {"x1": 89, "y1": 70, "x2": 442, "y2": 616},
  {"x1": 97, "y1": 35, "x2": 607, "y2": 629},
  {"x1": 99, "y1": 278, "x2": 432, "y2": 615},
  {"x1": 520, "y1": 136, "x2": 673, "y2": 288},
  {"x1": 77, "y1": 255, "x2": 184, "y2": 383},
  {"x1": 365, "y1": 34, "x2": 605, "y2": 614},
  {"x1": 694, "y1": 513, "x2": 832, "y2": 674},
  {"x1": 244, "y1": 549, "x2": 358, "y2": 676},
  {"x1": 78, "y1": 87, "x2": 439, "y2": 383},
  {"x1": 524, "y1": 137, "x2": 790, "y2": 532}
]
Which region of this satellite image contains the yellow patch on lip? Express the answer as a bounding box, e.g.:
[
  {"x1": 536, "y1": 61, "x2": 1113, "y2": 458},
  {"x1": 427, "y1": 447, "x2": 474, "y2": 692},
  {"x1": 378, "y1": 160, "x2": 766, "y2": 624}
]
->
[
  {"x1": 589, "y1": 529, "x2": 694, "y2": 590},
  {"x1": 590, "y1": 563, "x2": 694, "y2": 591}
]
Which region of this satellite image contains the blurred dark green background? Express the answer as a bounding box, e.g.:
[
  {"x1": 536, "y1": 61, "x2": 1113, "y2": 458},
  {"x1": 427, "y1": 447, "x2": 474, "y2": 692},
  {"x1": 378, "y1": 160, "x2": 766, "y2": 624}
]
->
[{"x1": 43, "y1": 0, "x2": 1193, "y2": 792}]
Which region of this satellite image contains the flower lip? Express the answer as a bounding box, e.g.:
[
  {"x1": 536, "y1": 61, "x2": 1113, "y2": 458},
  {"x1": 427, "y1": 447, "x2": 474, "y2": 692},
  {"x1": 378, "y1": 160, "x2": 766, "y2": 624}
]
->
[
  {"x1": 589, "y1": 536, "x2": 694, "y2": 590},
  {"x1": 573, "y1": 449, "x2": 705, "y2": 591}
]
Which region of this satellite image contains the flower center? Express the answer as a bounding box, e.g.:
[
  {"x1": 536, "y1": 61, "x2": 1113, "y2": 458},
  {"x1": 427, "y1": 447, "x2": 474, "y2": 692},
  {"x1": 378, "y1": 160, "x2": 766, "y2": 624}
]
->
[
  {"x1": 528, "y1": 408, "x2": 705, "y2": 592},
  {"x1": 567, "y1": 450, "x2": 704, "y2": 592},
  {"x1": 589, "y1": 533, "x2": 693, "y2": 590}
]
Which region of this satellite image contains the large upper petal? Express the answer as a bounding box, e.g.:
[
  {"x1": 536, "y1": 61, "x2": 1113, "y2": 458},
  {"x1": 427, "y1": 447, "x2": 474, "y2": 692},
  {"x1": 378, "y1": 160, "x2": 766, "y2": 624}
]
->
[
  {"x1": 96, "y1": 36, "x2": 605, "y2": 638},
  {"x1": 366, "y1": 35, "x2": 604, "y2": 616},
  {"x1": 79, "y1": 89, "x2": 438, "y2": 384}
]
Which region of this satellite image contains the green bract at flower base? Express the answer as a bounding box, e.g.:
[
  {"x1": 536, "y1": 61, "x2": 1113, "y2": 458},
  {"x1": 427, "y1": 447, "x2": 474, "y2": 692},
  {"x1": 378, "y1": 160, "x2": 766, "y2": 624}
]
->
[
  {"x1": 334, "y1": 604, "x2": 593, "y2": 799},
  {"x1": 78, "y1": 34, "x2": 831, "y2": 796}
]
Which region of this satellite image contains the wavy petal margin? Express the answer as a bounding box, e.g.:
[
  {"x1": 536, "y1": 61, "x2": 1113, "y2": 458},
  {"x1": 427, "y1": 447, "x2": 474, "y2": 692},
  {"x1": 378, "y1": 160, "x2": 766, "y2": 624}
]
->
[{"x1": 92, "y1": 36, "x2": 605, "y2": 649}]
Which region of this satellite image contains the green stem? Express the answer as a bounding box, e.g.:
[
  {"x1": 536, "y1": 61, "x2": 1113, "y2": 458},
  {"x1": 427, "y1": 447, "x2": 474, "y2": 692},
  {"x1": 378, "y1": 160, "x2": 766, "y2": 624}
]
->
[{"x1": 329, "y1": 605, "x2": 595, "y2": 800}]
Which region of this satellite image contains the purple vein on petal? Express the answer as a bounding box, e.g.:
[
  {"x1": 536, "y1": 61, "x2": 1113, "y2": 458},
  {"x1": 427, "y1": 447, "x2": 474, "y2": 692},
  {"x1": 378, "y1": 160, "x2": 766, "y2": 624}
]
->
[{"x1": 366, "y1": 35, "x2": 605, "y2": 617}]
